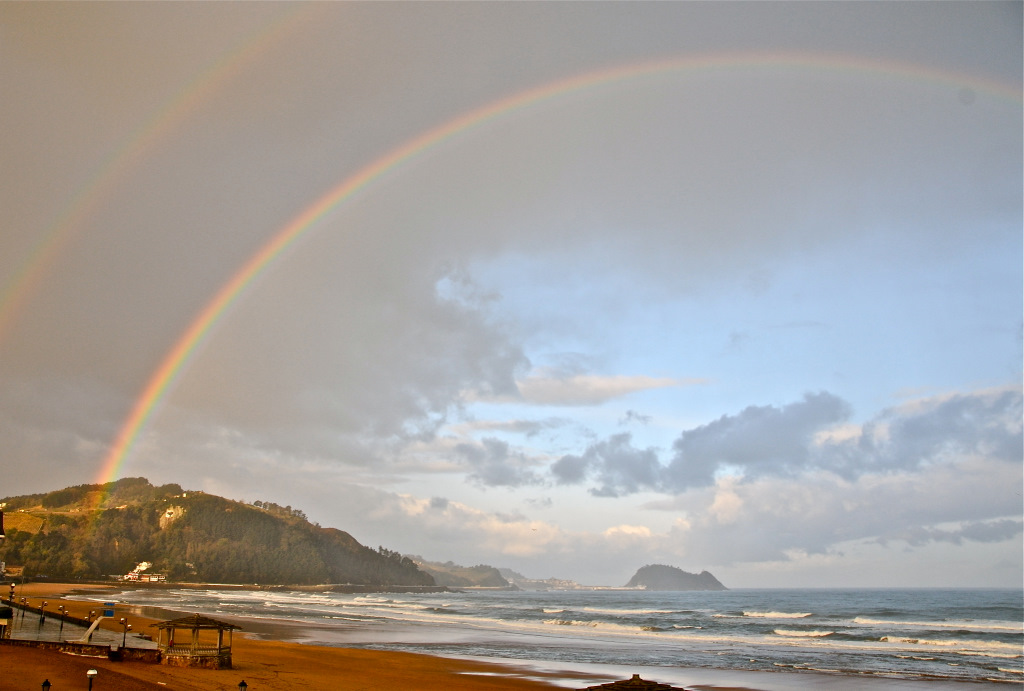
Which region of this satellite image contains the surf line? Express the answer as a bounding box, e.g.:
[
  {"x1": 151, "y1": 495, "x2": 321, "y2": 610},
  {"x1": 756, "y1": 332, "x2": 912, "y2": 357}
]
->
[
  {"x1": 0, "y1": 5, "x2": 315, "y2": 348},
  {"x1": 96, "y1": 51, "x2": 1023, "y2": 486}
]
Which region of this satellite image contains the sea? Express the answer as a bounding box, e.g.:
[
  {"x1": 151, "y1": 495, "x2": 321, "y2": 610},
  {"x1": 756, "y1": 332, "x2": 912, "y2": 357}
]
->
[{"x1": 95, "y1": 587, "x2": 1022, "y2": 686}]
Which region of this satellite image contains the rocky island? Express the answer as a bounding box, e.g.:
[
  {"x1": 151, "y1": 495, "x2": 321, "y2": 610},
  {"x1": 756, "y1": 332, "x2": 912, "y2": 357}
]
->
[{"x1": 625, "y1": 564, "x2": 727, "y2": 591}]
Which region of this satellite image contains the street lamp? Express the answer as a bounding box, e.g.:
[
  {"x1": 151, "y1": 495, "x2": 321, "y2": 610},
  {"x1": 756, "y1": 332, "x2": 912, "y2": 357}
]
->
[
  {"x1": 57, "y1": 605, "x2": 65, "y2": 634},
  {"x1": 89, "y1": 609, "x2": 96, "y2": 622},
  {"x1": 41, "y1": 680, "x2": 51, "y2": 691},
  {"x1": 87, "y1": 668, "x2": 98, "y2": 690},
  {"x1": 119, "y1": 617, "x2": 131, "y2": 647},
  {"x1": 20, "y1": 597, "x2": 26, "y2": 620},
  {"x1": 238, "y1": 681, "x2": 248, "y2": 690},
  {"x1": 8, "y1": 583, "x2": 13, "y2": 603}
]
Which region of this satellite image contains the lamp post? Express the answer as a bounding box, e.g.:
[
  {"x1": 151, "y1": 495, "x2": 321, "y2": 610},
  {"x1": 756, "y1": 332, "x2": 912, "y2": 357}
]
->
[
  {"x1": 8, "y1": 583, "x2": 13, "y2": 603},
  {"x1": 89, "y1": 609, "x2": 95, "y2": 622},
  {"x1": 57, "y1": 605, "x2": 65, "y2": 634},
  {"x1": 120, "y1": 617, "x2": 131, "y2": 648},
  {"x1": 20, "y1": 597, "x2": 26, "y2": 620},
  {"x1": 238, "y1": 681, "x2": 248, "y2": 690},
  {"x1": 38, "y1": 600, "x2": 47, "y2": 625},
  {"x1": 41, "y1": 680, "x2": 51, "y2": 691},
  {"x1": 87, "y1": 668, "x2": 98, "y2": 690}
]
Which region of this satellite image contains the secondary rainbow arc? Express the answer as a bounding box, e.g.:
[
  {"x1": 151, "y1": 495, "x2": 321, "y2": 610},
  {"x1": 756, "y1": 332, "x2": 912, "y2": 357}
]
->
[{"x1": 0, "y1": 7, "x2": 314, "y2": 347}]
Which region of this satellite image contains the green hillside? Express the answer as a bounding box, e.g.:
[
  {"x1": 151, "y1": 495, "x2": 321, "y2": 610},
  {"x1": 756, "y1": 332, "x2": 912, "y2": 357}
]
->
[
  {"x1": 0, "y1": 477, "x2": 433, "y2": 587},
  {"x1": 412, "y1": 558, "x2": 511, "y2": 588}
]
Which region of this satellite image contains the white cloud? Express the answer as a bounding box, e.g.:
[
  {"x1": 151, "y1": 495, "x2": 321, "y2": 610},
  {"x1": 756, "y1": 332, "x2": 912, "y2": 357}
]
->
[{"x1": 525, "y1": 373, "x2": 697, "y2": 406}]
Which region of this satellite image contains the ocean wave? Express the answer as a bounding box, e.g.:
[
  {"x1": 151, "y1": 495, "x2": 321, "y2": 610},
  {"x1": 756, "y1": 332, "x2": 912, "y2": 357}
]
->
[
  {"x1": 542, "y1": 608, "x2": 565, "y2": 614},
  {"x1": 542, "y1": 619, "x2": 668, "y2": 636},
  {"x1": 744, "y1": 611, "x2": 812, "y2": 619},
  {"x1": 545, "y1": 619, "x2": 599, "y2": 628},
  {"x1": 774, "y1": 629, "x2": 834, "y2": 638},
  {"x1": 957, "y1": 650, "x2": 1023, "y2": 660},
  {"x1": 880, "y1": 636, "x2": 1022, "y2": 653},
  {"x1": 854, "y1": 616, "x2": 1023, "y2": 633},
  {"x1": 582, "y1": 607, "x2": 678, "y2": 615}
]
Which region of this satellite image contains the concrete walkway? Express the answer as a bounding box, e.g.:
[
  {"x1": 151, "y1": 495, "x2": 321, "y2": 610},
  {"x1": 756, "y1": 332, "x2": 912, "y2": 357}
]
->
[{"x1": 6, "y1": 603, "x2": 157, "y2": 649}]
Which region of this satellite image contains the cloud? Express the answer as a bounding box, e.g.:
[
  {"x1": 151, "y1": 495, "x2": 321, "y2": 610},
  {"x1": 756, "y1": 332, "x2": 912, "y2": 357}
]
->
[
  {"x1": 455, "y1": 417, "x2": 570, "y2": 438},
  {"x1": 665, "y1": 392, "x2": 852, "y2": 489},
  {"x1": 550, "y1": 387, "x2": 1022, "y2": 498},
  {"x1": 552, "y1": 432, "x2": 662, "y2": 497},
  {"x1": 516, "y1": 373, "x2": 697, "y2": 406},
  {"x1": 455, "y1": 437, "x2": 543, "y2": 488},
  {"x1": 817, "y1": 387, "x2": 1024, "y2": 477},
  {"x1": 619, "y1": 410, "x2": 652, "y2": 426},
  {"x1": 880, "y1": 519, "x2": 1024, "y2": 547}
]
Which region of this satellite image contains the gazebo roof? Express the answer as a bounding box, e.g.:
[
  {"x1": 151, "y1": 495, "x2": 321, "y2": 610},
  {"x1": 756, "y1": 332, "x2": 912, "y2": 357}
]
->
[
  {"x1": 580, "y1": 674, "x2": 681, "y2": 690},
  {"x1": 152, "y1": 613, "x2": 241, "y2": 631}
]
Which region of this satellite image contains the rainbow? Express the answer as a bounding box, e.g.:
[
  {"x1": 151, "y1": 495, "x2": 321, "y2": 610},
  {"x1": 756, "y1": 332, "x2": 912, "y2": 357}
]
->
[
  {"x1": 96, "y1": 51, "x2": 1022, "y2": 485},
  {"x1": 0, "y1": 6, "x2": 315, "y2": 347}
]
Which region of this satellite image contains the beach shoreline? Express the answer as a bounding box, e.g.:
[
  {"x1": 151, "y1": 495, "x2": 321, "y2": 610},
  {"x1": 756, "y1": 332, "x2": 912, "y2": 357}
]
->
[{"x1": 1, "y1": 583, "x2": 1007, "y2": 690}]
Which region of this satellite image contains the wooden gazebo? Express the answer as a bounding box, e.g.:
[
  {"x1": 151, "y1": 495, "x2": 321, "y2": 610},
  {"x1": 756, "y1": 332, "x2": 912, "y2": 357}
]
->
[{"x1": 152, "y1": 614, "x2": 240, "y2": 669}]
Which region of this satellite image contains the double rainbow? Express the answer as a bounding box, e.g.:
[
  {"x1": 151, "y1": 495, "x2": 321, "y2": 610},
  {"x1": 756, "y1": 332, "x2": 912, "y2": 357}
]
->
[{"x1": 86, "y1": 52, "x2": 1020, "y2": 485}]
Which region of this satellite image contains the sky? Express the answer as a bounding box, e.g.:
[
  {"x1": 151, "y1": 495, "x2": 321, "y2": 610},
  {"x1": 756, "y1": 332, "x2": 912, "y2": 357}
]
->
[{"x1": 0, "y1": 2, "x2": 1021, "y2": 588}]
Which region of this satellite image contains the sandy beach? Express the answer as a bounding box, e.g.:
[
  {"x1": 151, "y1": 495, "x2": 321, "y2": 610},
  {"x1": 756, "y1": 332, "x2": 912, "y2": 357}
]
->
[
  {"x1": 0, "y1": 583, "x2": 1001, "y2": 691},
  {"x1": 1, "y1": 583, "x2": 579, "y2": 691}
]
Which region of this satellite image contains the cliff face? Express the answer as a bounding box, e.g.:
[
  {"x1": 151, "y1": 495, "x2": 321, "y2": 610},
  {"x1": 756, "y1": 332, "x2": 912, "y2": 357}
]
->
[{"x1": 625, "y1": 564, "x2": 727, "y2": 591}]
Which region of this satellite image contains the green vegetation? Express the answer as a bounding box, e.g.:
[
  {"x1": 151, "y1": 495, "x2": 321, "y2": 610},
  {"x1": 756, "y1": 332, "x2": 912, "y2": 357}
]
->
[
  {"x1": 411, "y1": 557, "x2": 510, "y2": 588},
  {"x1": 0, "y1": 478, "x2": 433, "y2": 586}
]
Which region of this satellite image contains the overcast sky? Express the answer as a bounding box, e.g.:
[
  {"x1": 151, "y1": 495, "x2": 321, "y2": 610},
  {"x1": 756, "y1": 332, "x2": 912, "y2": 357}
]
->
[{"x1": 1, "y1": 2, "x2": 1021, "y2": 588}]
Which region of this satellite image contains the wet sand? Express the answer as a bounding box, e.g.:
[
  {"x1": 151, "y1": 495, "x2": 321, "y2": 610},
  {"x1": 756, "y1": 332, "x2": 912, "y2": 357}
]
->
[{"x1": 0, "y1": 583, "x2": 994, "y2": 691}]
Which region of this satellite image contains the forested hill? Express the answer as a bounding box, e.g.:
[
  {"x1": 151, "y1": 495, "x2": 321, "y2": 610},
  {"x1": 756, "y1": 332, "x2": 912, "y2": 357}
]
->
[{"x1": 0, "y1": 477, "x2": 433, "y2": 586}]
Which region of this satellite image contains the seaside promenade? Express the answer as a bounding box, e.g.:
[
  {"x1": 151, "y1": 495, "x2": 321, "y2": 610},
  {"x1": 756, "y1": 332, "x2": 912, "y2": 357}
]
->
[{"x1": 4, "y1": 599, "x2": 156, "y2": 649}]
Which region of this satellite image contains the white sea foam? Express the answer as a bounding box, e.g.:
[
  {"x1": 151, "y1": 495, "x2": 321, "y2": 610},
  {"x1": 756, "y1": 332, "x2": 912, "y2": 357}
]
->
[
  {"x1": 854, "y1": 616, "x2": 1023, "y2": 633},
  {"x1": 880, "y1": 636, "x2": 1022, "y2": 653},
  {"x1": 743, "y1": 611, "x2": 812, "y2": 619},
  {"x1": 773, "y1": 629, "x2": 833, "y2": 638},
  {"x1": 582, "y1": 607, "x2": 678, "y2": 615}
]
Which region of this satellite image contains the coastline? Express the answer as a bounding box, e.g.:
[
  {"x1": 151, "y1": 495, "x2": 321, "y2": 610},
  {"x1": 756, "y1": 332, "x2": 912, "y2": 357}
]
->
[{"x1": 1, "y1": 583, "x2": 1007, "y2": 690}]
